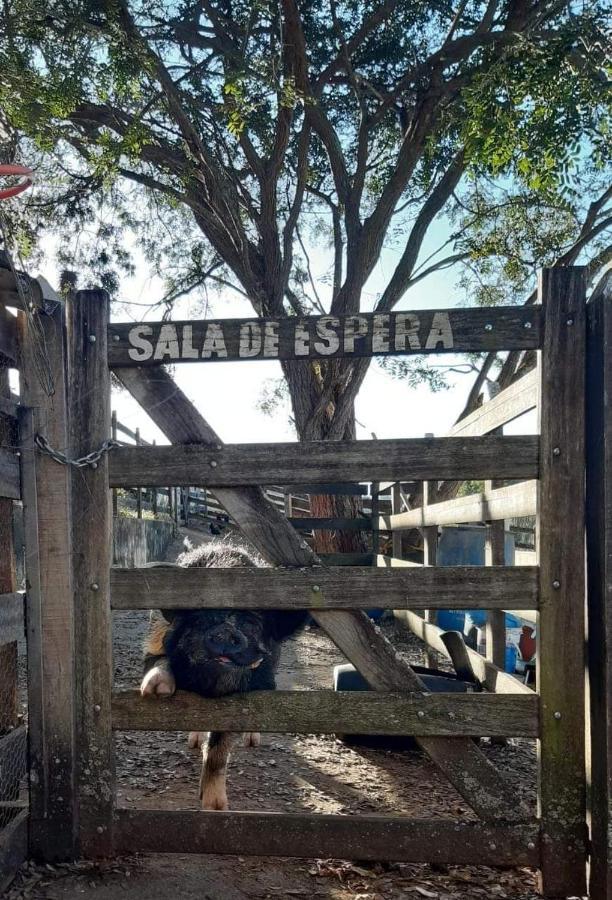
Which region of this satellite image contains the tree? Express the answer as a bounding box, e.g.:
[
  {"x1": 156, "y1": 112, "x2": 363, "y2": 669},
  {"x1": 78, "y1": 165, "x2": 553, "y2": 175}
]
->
[{"x1": 1, "y1": 0, "x2": 610, "y2": 546}]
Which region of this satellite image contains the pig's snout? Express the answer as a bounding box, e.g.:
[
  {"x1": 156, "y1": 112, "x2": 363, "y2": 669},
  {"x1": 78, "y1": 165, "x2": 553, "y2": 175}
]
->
[{"x1": 204, "y1": 624, "x2": 248, "y2": 660}]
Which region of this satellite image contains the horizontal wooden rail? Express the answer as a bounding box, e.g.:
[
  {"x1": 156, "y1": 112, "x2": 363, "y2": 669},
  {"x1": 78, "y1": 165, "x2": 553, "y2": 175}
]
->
[
  {"x1": 450, "y1": 370, "x2": 538, "y2": 438},
  {"x1": 395, "y1": 611, "x2": 534, "y2": 695},
  {"x1": 110, "y1": 565, "x2": 538, "y2": 611},
  {"x1": 112, "y1": 689, "x2": 538, "y2": 736},
  {"x1": 380, "y1": 481, "x2": 537, "y2": 531},
  {"x1": 108, "y1": 306, "x2": 542, "y2": 367},
  {"x1": 0, "y1": 593, "x2": 24, "y2": 645},
  {"x1": 289, "y1": 516, "x2": 372, "y2": 531},
  {"x1": 113, "y1": 808, "x2": 541, "y2": 866},
  {"x1": 0, "y1": 450, "x2": 20, "y2": 501},
  {"x1": 108, "y1": 436, "x2": 539, "y2": 488}
]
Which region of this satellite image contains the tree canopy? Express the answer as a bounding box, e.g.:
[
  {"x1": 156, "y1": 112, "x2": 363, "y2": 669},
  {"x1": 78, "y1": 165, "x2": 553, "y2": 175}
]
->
[{"x1": 0, "y1": 0, "x2": 610, "y2": 438}]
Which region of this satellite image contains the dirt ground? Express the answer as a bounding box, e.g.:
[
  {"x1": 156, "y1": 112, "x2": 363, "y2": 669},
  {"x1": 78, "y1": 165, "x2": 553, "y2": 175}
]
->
[{"x1": 6, "y1": 529, "x2": 547, "y2": 900}]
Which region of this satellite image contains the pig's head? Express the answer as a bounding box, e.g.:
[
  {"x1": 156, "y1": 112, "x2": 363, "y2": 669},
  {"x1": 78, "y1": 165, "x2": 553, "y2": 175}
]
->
[{"x1": 157, "y1": 538, "x2": 306, "y2": 696}]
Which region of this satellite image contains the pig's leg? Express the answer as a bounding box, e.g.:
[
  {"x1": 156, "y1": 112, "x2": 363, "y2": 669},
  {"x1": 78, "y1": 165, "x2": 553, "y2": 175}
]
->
[
  {"x1": 189, "y1": 730, "x2": 260, "y2": 749},
  {"x1": 200, "y1": 731, "x2": 236, "y2": 810},
  {"x1": 141, "y1": 618, "x2": 176, "y2": 697}
]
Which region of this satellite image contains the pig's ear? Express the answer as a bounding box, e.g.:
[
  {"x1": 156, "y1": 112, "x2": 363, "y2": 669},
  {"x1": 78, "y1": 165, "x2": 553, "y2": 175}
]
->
[
  {"x1": 267, "y1": 610, "x2": 309, "y2": 642},
  {"x1": 160, "y1": 609, "x2": 177, "y2": 623}
]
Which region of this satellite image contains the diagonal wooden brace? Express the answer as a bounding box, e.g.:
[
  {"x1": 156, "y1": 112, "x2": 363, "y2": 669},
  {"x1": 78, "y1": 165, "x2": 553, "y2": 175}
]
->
[{"x1": 114, "y1": 366, "x2": 529, "y2": 822}]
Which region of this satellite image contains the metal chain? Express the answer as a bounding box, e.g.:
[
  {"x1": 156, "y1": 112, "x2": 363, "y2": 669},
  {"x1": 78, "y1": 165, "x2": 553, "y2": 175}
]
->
[{"x1": 34, "y1": 433, "x2": 120, "y2": 469}]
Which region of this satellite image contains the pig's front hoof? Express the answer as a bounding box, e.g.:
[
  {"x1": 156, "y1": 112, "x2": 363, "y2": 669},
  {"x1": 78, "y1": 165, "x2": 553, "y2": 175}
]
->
[
  {"x1": 201, "y1": 780, "x2": 229, "y2": 811},
  {"x1": 188, "y1": 731, "x2": 206, "y2": 750},
  {"x1": 243, "y1": 732, "x2": 261, "y2": 748},
  {"x1": 140, "y1": 666, "x2": 176, "y2": 698}
]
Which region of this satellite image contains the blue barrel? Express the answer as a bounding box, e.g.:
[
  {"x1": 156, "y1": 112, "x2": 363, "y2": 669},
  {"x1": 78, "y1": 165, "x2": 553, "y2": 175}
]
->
[{"x1": 437, "y1": 610, "x2": 466, "y2": 632}]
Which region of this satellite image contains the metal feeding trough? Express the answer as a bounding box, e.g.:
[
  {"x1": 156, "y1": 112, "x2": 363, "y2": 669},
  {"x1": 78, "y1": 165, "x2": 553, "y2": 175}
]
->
[{"x1": 333, "y1": 631, "x2": 481, "y2": 748}]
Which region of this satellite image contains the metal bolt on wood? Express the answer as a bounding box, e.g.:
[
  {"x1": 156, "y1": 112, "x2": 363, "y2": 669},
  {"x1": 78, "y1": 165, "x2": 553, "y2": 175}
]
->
[
  {"x1": 90, "y1": 583, "x2": 99, "y2": 591},
  {"x1": 567, "y1": 318, "x2": 574, "y2": 326},
  {"x1": 93, "y1": 705, "x2": 101, "y2": 714},
  {"x1": 417, "y1": 710, "x2": 425, "y2": 718},
  {"x1": 312, "y1": 585, "x2": 321, "y2": 593},
  {"x1": 554, "y1": 711, "x2": 562, "y2": 719},
  {"x1": 88, "y1": 335, "x2": 96, "y2": 343},
  {"x1": 485, "y1": 324, "x2": 493, "y2": 332},
  {"x1": 524, "y1": 321, "x2": 532, "y2": 328},
  {"x1": 553, "y1": 447, "x2": 561, "y2": 456},
  {"x1": 210, "y1": 460, "x2": 217, "y2": 468},
  {"x1": 552, "y1": 580, "x2": 560, "y2": 589}
]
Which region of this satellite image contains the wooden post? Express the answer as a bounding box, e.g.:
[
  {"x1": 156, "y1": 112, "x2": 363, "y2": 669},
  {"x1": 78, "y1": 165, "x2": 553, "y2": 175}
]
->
[
  {"x1": 537, "y1": 267, "x2": 587, "y2": 897},
  {"x1": 135, "y1": 428, "x2": 142, "y2": 519},
  {"x1": 111, "y1": 411, "x2": 118, "y2": 517},
  {"x1": 67, "y1": 289, "x2": 114, "y2": 856},
  {"x1": 183, "y1": 487, "x2": 189, "y2": 527},
  {"x1": 422, "y1": 476, "x2": 438, "y2": 668},
  {"x1": 0, "y1": 368, "x2": 18, "y2": 738},
  {"x1": 391, "y1": 483, "x2": 402, "y2": 559},
  {"x1": 485, "y1": 497, "x2": 506, "y2": 669},
  {"x1": 19, "y1": 303, "x2": 78, "y2": 860},
  {"x1": 585, "y1": 273, "x2": 612, "y2": 899},
  {"x1": 152, "y1": 440, "x2": 158, "y2": 517},
  {"x1": 370, "y1": 482, "x2": 380, "y2": 557}
]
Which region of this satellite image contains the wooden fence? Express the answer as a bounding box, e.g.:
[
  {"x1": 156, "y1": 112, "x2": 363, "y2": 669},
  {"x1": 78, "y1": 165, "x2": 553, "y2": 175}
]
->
[{"x1": 2, "y1": 263, "x2": 610, "y2": 897}]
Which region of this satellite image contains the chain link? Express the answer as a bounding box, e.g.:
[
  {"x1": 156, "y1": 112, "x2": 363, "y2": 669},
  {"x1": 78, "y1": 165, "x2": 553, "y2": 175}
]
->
[{"x1": 34, "y1": 433, "x2": 120, "y2": 469}]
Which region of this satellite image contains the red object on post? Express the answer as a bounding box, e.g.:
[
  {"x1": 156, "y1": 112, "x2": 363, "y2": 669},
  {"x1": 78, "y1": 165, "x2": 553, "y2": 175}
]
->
[{"x1": 0, "y1": 164, "x2": 33, "y2": 200}]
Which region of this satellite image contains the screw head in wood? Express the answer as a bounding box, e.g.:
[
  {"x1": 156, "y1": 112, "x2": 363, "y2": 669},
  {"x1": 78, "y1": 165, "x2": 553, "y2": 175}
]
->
[
  {"x1": 485, "y1": 323, "x2": 493, "y2": 332},
  {"x1": 91, "y1": 582, "x2": 99, "y2": 591},
  {"x1": 311, "y1": 584, "x2": 321, "y2": 593},
  {"x1": 210, "y1": 460, "x2": 217, "y2": 468},
  {"x1": 90, "y1": 461, "x2": 98, "y2": 469},
  {"x1": 552, "y1": 580, "x2": 560, "y2": 589},
  {"x1": 489, "y1": 843, "x2": 496, "y2": 851},
  {"x1": 88, "y1": 334, "x2": 96, "y2": 343},
  {"x1": 566, "y1": 317, "x2": 574, "y2": 326},
  {"x1": 417, "y1": 710, "x2": 425, "y2": 718},
  {"x1": 553, "y1": 447, "x2": 561, "y2": 456},
  {"x1": 523, "y1": 321, "x2": 532, "y2": 329},
  {"x1": 93, "y1": 704, "x2": 101, "y2": 713},
  {"x1": 527, "y1": 841, "x2": 536, "y2": 850},
  {"x1": 96, "y1": 826, "x2": 104, "y2": 834},
  {"x1": 113, "y1": 334, "x2": 120, "y2": 342},
  {"x1": 554, "y1": 711, "x2": 562, "y2": 719}
]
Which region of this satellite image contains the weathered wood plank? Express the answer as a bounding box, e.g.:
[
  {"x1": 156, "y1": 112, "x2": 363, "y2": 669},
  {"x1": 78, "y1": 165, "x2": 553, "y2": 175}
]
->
[
  {"x1": 0, "y1": 594, "x2": 24, "y2": 646},
  {"x1": 585, "y1": 274, "x2": 612, "y2": 900},
  {"x1": 109, "y1": 306, "x2": 542, "y2": 367},
  {"x1": 0, "y1": 450, "x2": 20, "y2": 501},
  {"x1": 0, "y1": 808, "x2": 28, "y2": 894},
  {"x1": 450, "y1": 370, "x2": 538, "y2": 437},
  {"x1": 110, "y1": 565, "x2": 538, "y2": 611},
  {"x1": 109, "y1": 436, "x2": 539, "y2": 488},
  {"x1": 114, "y1": 808, "x2": 541, "y2": 866},
  {"x1": 67, "y1": 289, "x2": 114, "y2": 856},
  {"x1": 0, "y1": 370, "x2": 18, "y2": 780},
  {"x1": 380, "y1": 481, "x2": 537, "y2": 531},
  {"x1": 112, "y1": 689, "x2": 538, "y2": 737},
  {"x1": 537, "y1": 268, "x2": 587, "y2": 897},
  {"x1": 112, "y1": 366, "x2": 529, "y2": 822},
  {"x1": 18, "y1": 306, "x2": 78, "y2": 861},
  {"x1": 395, "y1": 610, "x2": 534, "y2": 696}
]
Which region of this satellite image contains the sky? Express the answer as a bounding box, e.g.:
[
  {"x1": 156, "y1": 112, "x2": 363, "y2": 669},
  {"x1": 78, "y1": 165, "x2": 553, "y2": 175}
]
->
[{"x1": 33, "y1": 217, "x2": 535, "y2": 446}]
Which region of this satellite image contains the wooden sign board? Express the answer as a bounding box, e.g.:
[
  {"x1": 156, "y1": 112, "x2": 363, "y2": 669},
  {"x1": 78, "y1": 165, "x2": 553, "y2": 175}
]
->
[{"x1": 108, "y1": 306, "x2": 541, "y2": 366}]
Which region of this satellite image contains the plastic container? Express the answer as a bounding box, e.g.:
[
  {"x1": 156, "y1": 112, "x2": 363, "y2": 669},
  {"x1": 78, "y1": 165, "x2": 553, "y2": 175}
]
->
[
  {"x1": 436, "y1": 610, "x2": 466, "y2": 632},
  {"x1": 505, "y1": 644, "x2": 518, "y2": 674}
]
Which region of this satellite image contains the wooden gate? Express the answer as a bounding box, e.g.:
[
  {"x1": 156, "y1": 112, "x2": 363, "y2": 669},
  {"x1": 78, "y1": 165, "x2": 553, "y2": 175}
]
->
[{"x1": 11, "y1": 267, "x2": 591, "y2": 897}]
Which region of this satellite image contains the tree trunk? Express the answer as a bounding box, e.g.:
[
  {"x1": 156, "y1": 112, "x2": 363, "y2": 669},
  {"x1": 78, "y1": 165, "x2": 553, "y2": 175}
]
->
[{"x1": 283, "y1": 358, "x2": 369, "y2": 556}]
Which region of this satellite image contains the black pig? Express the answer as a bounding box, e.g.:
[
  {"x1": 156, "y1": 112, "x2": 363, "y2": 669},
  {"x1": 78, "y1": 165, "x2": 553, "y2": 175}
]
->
[{"x1": 140, "y1": 539, "x2": 306, "y2": 810}]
